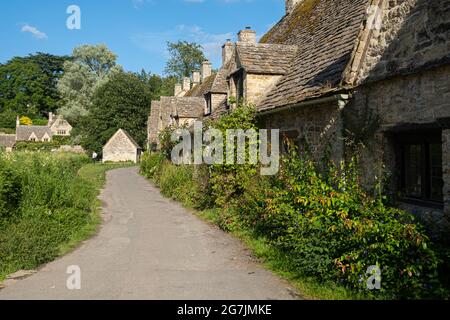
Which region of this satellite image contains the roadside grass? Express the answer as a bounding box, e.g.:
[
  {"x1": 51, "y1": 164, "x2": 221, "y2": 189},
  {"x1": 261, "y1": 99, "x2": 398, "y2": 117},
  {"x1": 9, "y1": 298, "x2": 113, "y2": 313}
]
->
[
  {"x1": 196, "y1": 208, "x2": 368, "y2": 300},
  {"x1": 57, "y1": 162, "x2": 135, "y2": 256},
  {"x1": 0, "y1": 154, "x2": 134, "y2": 282}
]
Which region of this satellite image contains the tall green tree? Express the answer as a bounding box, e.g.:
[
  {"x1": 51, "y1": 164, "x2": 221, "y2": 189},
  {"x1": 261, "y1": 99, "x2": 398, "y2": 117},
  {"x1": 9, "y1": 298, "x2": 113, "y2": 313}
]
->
[
  {"x1": 77, "y1": 71, "x2": 151, "y2": 153},
  {"x1": 164, "y1": 41, "x2": 206, "y2": 79},
  {"x1": 137, "y1": 69, "x2": 178, "y2": 98},
  {"x1": 57, "y1": 44, "x2": 122, "y2": 124},
  {"x1": 0, "y1": 53, "x2": 68, "y2": 127}
]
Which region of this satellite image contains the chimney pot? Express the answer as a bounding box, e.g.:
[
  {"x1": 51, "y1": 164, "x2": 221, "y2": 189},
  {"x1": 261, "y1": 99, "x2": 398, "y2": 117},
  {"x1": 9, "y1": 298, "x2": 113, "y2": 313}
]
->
[
  {"x1": 201, "y1": 61, "x2": 212, "y2": 81},
  {"x1": 192, "y1": 71, "x2": 201, "y2": 85},
  {"x1": 182, "y1": 77, "x2": 191, "y2": 92},
  {"x1": 237, "y1": 28, "x2": 256, "y2": 44},
  {"x1": 222, "y1": 40, "x2": 234, "y2": 65},
  {"x1": 174, "y1": 83, "x2": 182, "y2": 96}
]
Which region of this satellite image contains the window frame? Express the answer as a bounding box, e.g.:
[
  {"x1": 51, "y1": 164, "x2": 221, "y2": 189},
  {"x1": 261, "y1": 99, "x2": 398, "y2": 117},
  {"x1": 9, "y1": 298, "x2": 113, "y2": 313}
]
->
[{"x1": 396, "y1": 129, "x2": 444, "y2": 208}]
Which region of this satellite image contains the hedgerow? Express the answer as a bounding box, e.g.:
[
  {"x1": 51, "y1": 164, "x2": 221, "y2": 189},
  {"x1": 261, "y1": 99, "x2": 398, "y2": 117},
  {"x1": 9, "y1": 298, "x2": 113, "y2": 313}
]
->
[
  {"x1": 0, "y1": 152, "x2": 101, "y2": 280},
  {"x1": 140, "y1": 105, "x2": 448, "y2": 299}
]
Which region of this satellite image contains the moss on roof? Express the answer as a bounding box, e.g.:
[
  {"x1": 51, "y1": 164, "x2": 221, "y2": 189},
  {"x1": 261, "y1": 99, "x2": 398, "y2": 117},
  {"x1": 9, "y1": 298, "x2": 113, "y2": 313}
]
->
[
  {"x1": 260, "y1": 0, "x2": 321, "y2": 44},
  {"x1": 184, "y1": 74, "x2": 216, "y2": 97}
]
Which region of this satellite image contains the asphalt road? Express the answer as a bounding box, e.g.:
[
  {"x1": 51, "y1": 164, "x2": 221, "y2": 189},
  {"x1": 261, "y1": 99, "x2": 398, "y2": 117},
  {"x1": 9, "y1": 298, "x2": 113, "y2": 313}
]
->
[{"x1": 0, "y1": 167, "x2": 300, "y2": 300}]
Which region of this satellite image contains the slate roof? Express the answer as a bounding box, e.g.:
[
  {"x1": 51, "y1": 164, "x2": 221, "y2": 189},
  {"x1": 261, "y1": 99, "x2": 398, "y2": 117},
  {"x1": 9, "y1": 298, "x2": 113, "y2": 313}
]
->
[
  {"x1": 258, "y1": 0, "x2": 370, "y2": 112},
  {"x1": 209, "y1": 103, "x2": 229, "y2": 121},
  {"x1": 210, "y1": 60, "x2": 233, "y2": 93},
  {"x1": 184, "y1": 74, "x2": 217, "y2": 97},
  {"x1": 235, "y1": 43, "x2": 298, "y2": 75},
  {"x1": 171, "y1": 97, "x2": 205, "y2": 118},
  {"x1": 104, "y1": 129, "x2": 141, "y2": 151},
  {"x1": 16, "y1": 125, "x2": 52, "y2": 141},
  {"x1": 0, "y1": 134, "x2": 16, "y2": 148},
  {"x1": 119, "y1": 129, "x2": 141, "y2": 149}
]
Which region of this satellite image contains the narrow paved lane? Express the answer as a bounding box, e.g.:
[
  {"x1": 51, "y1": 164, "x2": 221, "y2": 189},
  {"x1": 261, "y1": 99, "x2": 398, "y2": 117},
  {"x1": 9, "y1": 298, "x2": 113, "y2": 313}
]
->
[{"x1": 0, "y1": 167, "x2": 299, "y2": 300}]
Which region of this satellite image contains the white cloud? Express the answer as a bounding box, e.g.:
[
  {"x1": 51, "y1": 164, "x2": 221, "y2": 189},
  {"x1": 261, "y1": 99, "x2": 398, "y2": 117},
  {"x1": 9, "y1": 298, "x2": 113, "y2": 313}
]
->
[{"x1": 21, "y1": 24, "x2": 48, "y2": 40}]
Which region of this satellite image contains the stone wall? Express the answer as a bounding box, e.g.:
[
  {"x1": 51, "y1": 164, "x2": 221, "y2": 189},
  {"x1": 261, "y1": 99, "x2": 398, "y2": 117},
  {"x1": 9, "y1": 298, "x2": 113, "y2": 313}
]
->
[
  {"x1": 246, "y1": 74, "x2": 282, "y2": 106},
  {"x1": 356, "y1": 0, "x2": 450, "y2": 84},
  {"x1": 347, "y1": 64, "x2": 450, "y2": 237},
  {"x1": 103, "y1": 131, "x2": 139, "y2": 163},
  {"x1": 260, "y1": 101, "x2": 344, "y2": 164}
]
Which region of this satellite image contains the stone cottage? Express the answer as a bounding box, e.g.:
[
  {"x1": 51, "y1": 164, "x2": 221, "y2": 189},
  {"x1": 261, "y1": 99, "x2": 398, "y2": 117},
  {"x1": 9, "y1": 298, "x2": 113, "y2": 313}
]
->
[
  {"x1": 148, "y1": 0, "x2": 450, "y2": 233},
  {"x1": 0, "y1": 134, "x2": 16, "y2": 152},
  {"x1": 148, "y1": 59, "x2": 229, "y2": 148},
  {"x1": 47, "y1": 112, "x2": 73, "y2": 137},
  {"x1": 15, "y1": 112, "x2": 72, "y2": 142},
  {"x1": 103, "y1": 129, "x2": 142, "y2": 163}
]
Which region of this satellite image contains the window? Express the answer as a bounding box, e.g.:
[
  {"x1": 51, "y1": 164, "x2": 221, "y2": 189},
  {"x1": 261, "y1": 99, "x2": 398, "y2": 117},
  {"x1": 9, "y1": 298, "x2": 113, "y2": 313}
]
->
[
  {"x1": 205, "y1": 94, "x2": 212, "y2": 115},
  {"x1": 398, "y1": 130, "x2": 443, "y2": 204},
  {"x1": 280, "y1": 130, "x2": 300, "y2": 154}
]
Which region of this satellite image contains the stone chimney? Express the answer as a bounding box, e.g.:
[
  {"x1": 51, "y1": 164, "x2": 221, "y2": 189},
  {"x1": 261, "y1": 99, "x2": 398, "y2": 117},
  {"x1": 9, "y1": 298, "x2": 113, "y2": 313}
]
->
[
  {"x1": 182, "y1": 77, "x2": 191, "y2": 92},
  {"x1": 222, "y1": 39, "x2": 234, "y2": 65},
  {"x1": 237, "y1": 27, "x2": 256, "y2": 44},
  {"x1": 174, "y1": 83, "x2": 182, "y2": 96},
  {"x1": 201, "y1": 61, "x2": 212, "y2": 81},
  {"x1": 192, "y1": 71, "x2": 201, "y2": 85},
  {"x1": 49, "y1": 112, "x2": 54, "y2": 124},
  {"x1": 16, "y1": 116, "x2": 20, "y2": 127},
  {"x1": 286, "y1": 0, "x2": 303, "y2": 15}
]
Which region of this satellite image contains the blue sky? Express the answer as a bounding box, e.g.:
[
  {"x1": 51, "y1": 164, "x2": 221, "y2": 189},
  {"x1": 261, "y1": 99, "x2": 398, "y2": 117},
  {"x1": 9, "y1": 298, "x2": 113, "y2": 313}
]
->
[{"x1": 0, "y1": 0, "x2": 284, "y2": 75}]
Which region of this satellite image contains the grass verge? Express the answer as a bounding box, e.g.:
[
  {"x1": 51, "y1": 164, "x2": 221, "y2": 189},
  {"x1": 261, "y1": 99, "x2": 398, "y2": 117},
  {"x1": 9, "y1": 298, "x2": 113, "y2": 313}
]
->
[
  {"x1": 0, "y1": 154, "x2": 134, "y2": 282},
  {"x1": 196, "y1": 208, "x2": 367, "y2": 300},
  {"x1": 57, "y1": 162, "x2": 135, "y2": 256}
]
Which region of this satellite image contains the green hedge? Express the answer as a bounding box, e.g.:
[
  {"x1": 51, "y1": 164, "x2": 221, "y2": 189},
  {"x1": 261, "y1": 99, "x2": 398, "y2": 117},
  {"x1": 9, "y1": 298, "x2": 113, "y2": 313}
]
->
[
  {"x1": 0, "y1": 153, "x2": 97, "y2": 279},
  {"x1": 140, "y1": 106, "x2": 448, "y2": 299}
]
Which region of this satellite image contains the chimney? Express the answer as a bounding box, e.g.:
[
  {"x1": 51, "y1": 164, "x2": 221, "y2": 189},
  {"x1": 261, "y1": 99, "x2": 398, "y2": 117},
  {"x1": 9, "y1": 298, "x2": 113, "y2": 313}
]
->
[
  {"x1": 49, "y1": 112, "x2": 54, "y2": 124},
  {"x1": 222, "y1": 39, "x2": 234, "y2": 65},
  {"x1": 201, "y1": 61, "x2": 212, "y2": 81},
  {"x1": 182, "y1": 77, "x2": 191, "y2": 92},
  {"x1": 286, "y1": 0, "x2": 303, "y2": 15},
  {"x1": 16, "y1": 116, "x2": 20, "y2": 127},
  {"x1": 192, "y1": 71, "x2": 201, "y2": 85},
  {"x1": 237, "y1": 27, "x2": 256, "y2": 44},
  {"x1": 174, "y1": 83, "x2": 182, "y2": 96}
]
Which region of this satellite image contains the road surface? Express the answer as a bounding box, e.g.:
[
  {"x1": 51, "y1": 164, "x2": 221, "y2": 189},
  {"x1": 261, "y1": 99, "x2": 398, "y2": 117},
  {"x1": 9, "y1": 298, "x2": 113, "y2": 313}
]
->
[{"x1": 0, "y1": 167, "x2": 300, "y2": 300}]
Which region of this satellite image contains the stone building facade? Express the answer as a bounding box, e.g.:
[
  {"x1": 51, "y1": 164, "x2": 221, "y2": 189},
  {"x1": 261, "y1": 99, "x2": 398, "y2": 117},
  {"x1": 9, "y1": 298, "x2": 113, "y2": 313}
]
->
[
  {"x1": 147, "y1": 0, "x2": 450, "y2": 234},
  {"x1": 103, "y1": 129, "x2": 142, "y2": 163}
]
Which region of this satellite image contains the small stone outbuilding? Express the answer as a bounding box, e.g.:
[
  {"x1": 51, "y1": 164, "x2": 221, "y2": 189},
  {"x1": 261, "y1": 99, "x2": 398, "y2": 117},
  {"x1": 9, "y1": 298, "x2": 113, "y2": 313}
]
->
[{"x1": 102, "y1": 129, "x2": 142, "y2": 164}]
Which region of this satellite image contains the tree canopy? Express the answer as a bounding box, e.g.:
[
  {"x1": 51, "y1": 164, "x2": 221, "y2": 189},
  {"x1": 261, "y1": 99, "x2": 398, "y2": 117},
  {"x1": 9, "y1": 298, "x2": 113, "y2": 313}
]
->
[
  {"x1": 164, "y1": 41, "x2": 206, "y2": 80},
  {"x1": 77, "y1": 71, "x2": 152, "y2": 153},
  {"x1": 0, "y1": 53, "x2": 68, "y2": 127},
  {"x1": 57, "y1": 44, "x2": 122, "y2": 124}
]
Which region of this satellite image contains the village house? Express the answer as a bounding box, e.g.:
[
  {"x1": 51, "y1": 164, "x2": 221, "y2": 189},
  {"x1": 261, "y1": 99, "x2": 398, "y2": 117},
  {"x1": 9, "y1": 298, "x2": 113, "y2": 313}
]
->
[
  {"x1": 0, "y1": 134, "x2": 16, "y2": 152},
  {"x1": 15, "y1": 112, "x2": 72, "y2": 142},
  {"x1": 103, "y1": 129, "x2": 142, "y2": 163},
  {"x1": 148, "y1": 0, "x2": 450, "y2": 234},
  {"x1": 0, "y1": 112, "x2": 73, "y2": 150}
]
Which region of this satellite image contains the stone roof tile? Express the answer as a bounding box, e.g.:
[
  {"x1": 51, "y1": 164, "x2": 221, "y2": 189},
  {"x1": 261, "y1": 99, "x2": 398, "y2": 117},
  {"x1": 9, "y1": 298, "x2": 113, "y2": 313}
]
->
[{"x1": 258, "y1": 0, "x2": 370, "y2": 112}]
